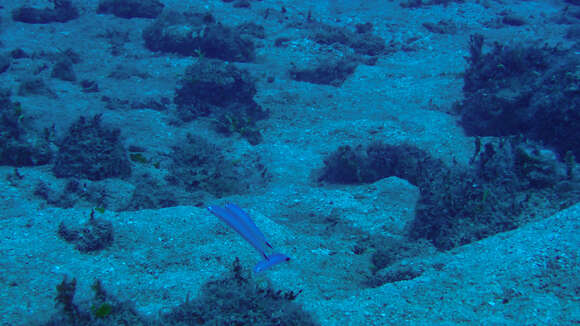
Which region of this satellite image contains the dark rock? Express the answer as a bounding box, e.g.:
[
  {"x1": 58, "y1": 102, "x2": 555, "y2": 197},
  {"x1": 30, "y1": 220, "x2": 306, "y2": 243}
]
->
[{"x1": 97, "y1": 0, "x2": 164, "y2": 19}]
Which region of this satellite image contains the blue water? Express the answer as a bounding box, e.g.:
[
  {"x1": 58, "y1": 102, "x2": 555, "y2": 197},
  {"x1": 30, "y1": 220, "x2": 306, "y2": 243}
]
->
[{"x1": 0, "y1": 0, "x2": 578, "y2": 325}]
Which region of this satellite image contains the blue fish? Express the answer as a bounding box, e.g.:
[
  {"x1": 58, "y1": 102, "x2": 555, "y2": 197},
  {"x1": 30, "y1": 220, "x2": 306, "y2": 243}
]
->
[{"x1": 208, "y1": 203, "x2": 291, "y2": 273}]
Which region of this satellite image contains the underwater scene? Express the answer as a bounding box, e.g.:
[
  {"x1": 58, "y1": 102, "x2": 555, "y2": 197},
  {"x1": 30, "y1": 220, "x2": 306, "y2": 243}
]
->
[{"x1": 0, "y1": 0, "x2": 579, "y2": 325}]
